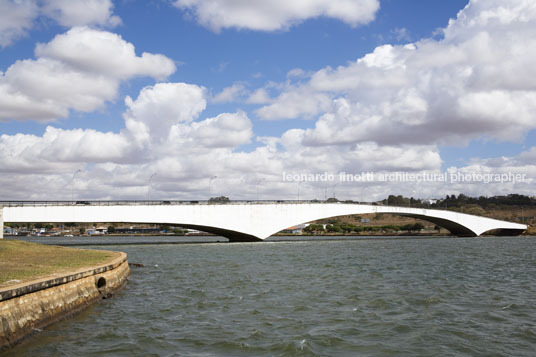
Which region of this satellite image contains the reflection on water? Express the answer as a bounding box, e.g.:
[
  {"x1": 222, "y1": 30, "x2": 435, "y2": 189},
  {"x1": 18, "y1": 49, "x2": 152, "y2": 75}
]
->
[{"x1": 5, "y1": 236, "x2": 536, "y2": 356}]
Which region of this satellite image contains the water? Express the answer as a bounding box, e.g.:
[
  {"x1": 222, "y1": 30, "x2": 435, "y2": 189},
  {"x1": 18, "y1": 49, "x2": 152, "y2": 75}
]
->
[{"x1": 5, "y1": 236, "x2": 536, "y2": 356}]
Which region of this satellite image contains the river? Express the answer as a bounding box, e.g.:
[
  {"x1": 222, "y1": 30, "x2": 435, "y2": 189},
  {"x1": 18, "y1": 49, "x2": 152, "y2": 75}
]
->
[{"x1": 5, "y1": 236, "x2": 536, "y2": 356}]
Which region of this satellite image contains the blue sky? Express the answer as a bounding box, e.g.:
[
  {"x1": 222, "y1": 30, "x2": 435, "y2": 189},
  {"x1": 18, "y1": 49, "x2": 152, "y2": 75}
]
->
[{"x1": 0, "y1": 0, "x2": 534, "y2": 200}]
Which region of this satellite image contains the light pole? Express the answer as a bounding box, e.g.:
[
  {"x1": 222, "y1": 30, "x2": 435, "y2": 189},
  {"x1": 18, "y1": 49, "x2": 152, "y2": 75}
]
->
[
  {"x1": 147, "y1": 173, "x2": 157, "y2": 201},
  {"x1": 209, "y1": 175, "x2": 217, "y2": 198},
  {"x1": 72, "y1": 169, "x2": 81, "y2": 203},
  {"x1": 298, "y1": 181, "x2": 304, "y2": 201},
  {"x1": 331, "y1": 183, "x2": 339, "y2": 199},
  {"x1": 256, "y1": 178, "x2": 265, "y2": 201}
]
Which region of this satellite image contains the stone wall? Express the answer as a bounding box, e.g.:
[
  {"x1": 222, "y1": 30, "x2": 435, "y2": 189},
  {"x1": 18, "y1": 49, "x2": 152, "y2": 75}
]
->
[{"x1": 0, "y1": 253, "x2": 130, "y2": 349}]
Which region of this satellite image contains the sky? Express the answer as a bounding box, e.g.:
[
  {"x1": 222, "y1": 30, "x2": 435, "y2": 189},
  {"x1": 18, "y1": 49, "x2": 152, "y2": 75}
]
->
[{"x1": 0, "y1": 0, "x2": 535, "y2": 201}]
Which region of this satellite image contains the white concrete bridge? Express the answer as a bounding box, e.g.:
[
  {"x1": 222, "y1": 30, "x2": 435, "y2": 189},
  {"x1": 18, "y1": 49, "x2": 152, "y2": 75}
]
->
[{"x1": 0, "y1": 201, "x2": 527, "y2": 241}]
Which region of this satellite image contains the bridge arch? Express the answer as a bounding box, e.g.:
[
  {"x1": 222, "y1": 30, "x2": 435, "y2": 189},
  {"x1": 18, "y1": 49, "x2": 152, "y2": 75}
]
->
[{"x1": 1, "y1": 202, "x2": 527, "y2": 242}]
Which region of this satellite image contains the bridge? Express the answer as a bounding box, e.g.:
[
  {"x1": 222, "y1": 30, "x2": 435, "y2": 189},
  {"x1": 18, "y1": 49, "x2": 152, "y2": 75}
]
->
[{"x1": 0, "y1": 201, "x2": 527, "y2": 241}]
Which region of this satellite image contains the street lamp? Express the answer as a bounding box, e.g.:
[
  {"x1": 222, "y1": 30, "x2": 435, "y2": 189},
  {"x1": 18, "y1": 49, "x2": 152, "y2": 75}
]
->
[
  {"x1": 256, "y1": 178, "x2": 265, "y2": 201},
  {"x1": 147, "y1": 173, "x2": 157, "y2": 201},
  {"x1": 72, "y1": 169, "x2": 82, "y2": 202},
  {"x1": 331, "y1": 183, "x2": 339, "y2": 199},
  {"x1": 209, "y1": 175, "x2": 217, "y2": 197}
]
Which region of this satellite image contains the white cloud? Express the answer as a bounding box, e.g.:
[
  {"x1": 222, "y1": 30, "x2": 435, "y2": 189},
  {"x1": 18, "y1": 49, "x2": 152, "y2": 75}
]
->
[
  {"x1": 0, "y1": 27, "x2": 176, "y2": 122},
  {"x1": 41, "y1": 0, "x2": 121, "y2": 28},
  {"x1": 255, "y1": 0, "x2": 536, "y2": 147},
  {"x1": 123, "y1": 82, "x2": 207, "y2": 145},
  {"x1": 256, "y1": 88, "x2": 332, "y2": 120},
  {"x1": 0, "y1": 0, "x2": 121, "y2": 48},
  {"x1": 0, "y1": 126, "x2": 129, "y2": 173},
  {"x1": 0, "y1": 0, "x2": 38, "y2": 47},
  {"x1": 169, "y1": 111, "x2": 253, "y2": 149},
  {"x1": 35, "y1": 27, "x2": 175, "y2": 80},
  {"x1": 212, "y1": 83, "x2": 247, "y2": 103},
  {"x1": 1, "y1": 0, "x2": 536, "y2": 202},
  {"x1": 246, "y1": 88, "x2": 271, "y2": 104},
  {"x1": 173, "y1": 0, "x2": 380, "y2": 32}
]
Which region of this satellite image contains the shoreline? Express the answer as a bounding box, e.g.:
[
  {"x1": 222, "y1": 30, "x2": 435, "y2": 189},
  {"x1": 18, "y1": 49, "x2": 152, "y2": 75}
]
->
[{"x1": 0, "y1": 248, "x2": 130, "y2": 350}]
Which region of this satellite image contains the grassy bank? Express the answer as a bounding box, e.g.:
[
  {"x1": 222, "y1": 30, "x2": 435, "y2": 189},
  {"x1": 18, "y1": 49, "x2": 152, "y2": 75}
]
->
[{"x1": 0, "y1": 240, "x2": 119, "y2": 287}]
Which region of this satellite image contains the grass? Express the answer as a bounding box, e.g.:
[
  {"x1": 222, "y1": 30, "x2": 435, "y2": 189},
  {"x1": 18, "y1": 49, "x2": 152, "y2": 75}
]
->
[{"x1": 0, "y1": 240, "x2": 119, "y2": 287}]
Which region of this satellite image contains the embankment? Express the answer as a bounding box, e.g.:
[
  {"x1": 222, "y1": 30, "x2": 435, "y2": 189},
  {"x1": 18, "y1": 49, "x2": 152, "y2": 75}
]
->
[{"x1": 0, "y1": 252, "x2": 130, "y2": 350}]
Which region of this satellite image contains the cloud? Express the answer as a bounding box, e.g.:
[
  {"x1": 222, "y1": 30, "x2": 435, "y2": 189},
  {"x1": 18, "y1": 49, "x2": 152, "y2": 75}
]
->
[
  {"x1": 212, "y1": 83, "x2": 247, "y2": 103},
  {"x1": 173, "y1": 0, "x2": 380, "y2": 32},
  {"x1": 0, "y1": 0, "x2": 121, "y2": 48},
  {"x1": 0, "y1": 27, "x2": 176, "y2": 122},
  {"x1": 246, "y1": 88, "x2": 271, "y2": 104},
  {"x1": 255, "y1": 0, "x2": 536, "y2": 147},
  {"x1": 169, "y1": 111, "x2": 253, "y2": 149},
  {"x1": 256, "y1": 87, "x2": 332, "y2": 120},
  {"x1": 1, "y1": 0, "x2": 535, "y2": 202},
  {"x1": 35, "y1": 27, "x2": 175, "y2": 80},
  {"x1": 41, "y1": 0, "x2": 121, "y2": 28},
  {"x1": 0, "y1": 77, "x2": 444, "y2": 200},
  {"x1": 123, "y1": 82, "x2": 207, "y2": 146},
  {"x1": 0, "y1": 0, "x2": 38, "y2": 47}
]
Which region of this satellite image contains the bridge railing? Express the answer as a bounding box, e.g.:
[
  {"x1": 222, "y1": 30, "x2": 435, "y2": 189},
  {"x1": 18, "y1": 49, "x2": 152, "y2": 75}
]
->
[
  {"x1": 0, "y1": 200, "x2": 438, "y2": 210},
  {"x1": 0, "y1": 200, "x2": 375, "y2": 207}
]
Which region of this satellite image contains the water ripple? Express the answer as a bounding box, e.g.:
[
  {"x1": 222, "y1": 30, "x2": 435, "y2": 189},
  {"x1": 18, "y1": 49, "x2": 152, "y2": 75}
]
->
[{"x1": 5, "y1": 236, "x2": 536, "y2": 356}]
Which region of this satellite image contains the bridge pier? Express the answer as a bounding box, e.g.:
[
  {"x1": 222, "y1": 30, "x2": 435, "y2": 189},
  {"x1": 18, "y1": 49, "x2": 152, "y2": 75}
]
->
[{"x1": 0, "y1": 206, "x2": 3, "y2": 239}]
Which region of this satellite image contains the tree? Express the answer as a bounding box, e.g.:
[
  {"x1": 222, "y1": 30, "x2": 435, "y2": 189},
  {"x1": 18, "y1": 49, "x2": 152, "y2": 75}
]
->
[
  {"x1": 107, "y1": 226, "x2": 116, "y2": 233},
  {"x1": 326, "y1": 224, "x2": 342, "y2": 233},
  {"x1": 209, "y1": 196, "x2": 231, "y2": 203},
  {"x1": 412, "y1": 223, "x2": 425, "y2": 231},
  {"x1": 304, "y1": 224, "x2": 325, "y2": 234}
]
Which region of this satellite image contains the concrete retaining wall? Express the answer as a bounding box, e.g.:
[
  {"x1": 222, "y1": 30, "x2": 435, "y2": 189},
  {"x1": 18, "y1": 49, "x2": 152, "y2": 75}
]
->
[{"x1": 0, "y1": 252, "x2": 130, "y2": 349}]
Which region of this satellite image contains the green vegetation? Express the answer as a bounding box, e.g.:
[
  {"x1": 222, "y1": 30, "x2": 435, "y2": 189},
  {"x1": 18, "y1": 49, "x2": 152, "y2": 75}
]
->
[
  {"x1": 209, "y1": 196, "x2": 231, "y2": 203},
  {"x1": 383, "y1": 193, "x2": 535, "y2": 210},
  {"x1": 380, "y1": 193, "x2": 535, "y2": 226},
  {"x1": 0, "y1": 240, "x2": 118, "y2": 287},
  {"x1": 303, "y1": 219, "x2": 425, "y2": 235}
]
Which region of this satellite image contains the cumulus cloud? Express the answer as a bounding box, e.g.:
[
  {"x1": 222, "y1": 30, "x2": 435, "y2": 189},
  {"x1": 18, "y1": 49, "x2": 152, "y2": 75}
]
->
[
  {"x1": 41, "y1": 0, "x2": 121, "y2": 28},
  {"x1": 123, "y1": 82, "x2": 207, "y2": 146},
  {"x1": 246, "y1": 88, "x2": 272, "y2": 104},
  {"x1": 0, "y1": 82, "x2": 255, "y2": 192},
  {"x1": 0, "y1": 27, "x2": 176, "y2": 122},
  {"x1": 35, "y1": 27, "x2": 175, "y2": 80},
  {"x1": 173, "y1": 0, "x2": 380, "y2": 32},
  {"x1": 212, "y1": 83, "x2": 247, "y2": 103},
  {"x1": 255, "y1": 0, "x2": 536, "y2": 147},
  {"x1": 257, "y1": 88, "x2": 332, "y2": 120},
  {"x1": 1, "y1": 0, "x2": 535, "y2": 202},
  {"x1": 0, "y1": 0, "x2": 38, "y2": 47},
  {"x1": 0, "y1": 0, "x2": 121, "y2": 48}
]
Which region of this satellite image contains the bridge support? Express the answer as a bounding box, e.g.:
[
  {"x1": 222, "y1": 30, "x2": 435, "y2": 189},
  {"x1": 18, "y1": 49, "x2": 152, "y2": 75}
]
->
[{"x1": 0, "y1": 206, "x2": 3, "y2": 239}]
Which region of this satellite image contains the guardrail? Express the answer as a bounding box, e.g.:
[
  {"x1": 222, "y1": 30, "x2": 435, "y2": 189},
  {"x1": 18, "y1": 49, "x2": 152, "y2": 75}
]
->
[{"x1": 0, "y1": 200, "x2": 374, "y2": 207}]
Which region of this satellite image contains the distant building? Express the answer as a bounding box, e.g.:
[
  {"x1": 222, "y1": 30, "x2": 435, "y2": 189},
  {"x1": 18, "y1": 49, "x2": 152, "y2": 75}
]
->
[
  {"x1": 281, "y1": 223, "x2": 307, "y2": 234},
  {"x1": 96, "y1": 226, "x2": 108, "y2": 234}
]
